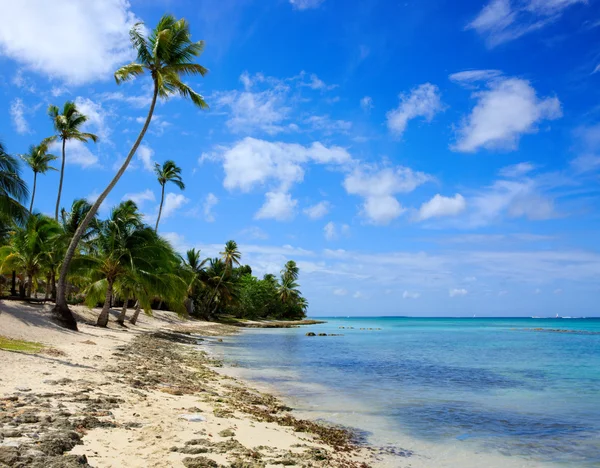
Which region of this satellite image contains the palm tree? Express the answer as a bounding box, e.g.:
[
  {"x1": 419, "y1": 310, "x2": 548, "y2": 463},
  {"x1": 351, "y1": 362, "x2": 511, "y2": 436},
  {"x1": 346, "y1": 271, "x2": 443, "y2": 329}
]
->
[
  {"x1": 281, "y1": 260, "x2": 299, "y2": 282},
  {"x1": 278, "y1": 276, "x2": 300, "y2": 305},
  {"x1": 182, "y1": 248, "x2": 207, "y2": 315},
  {"x1": 46, "y1": 102, "x2": 98, "y2": 221},
  {"x1": 53, "y1": 14, "x2": 209, "y2": 330},
  {"x1": 0, "y1": 141, "x2": 29, "y2": 228},
  {"x1": 20, "y1": 143, "x2": 58, "y2": 213},
  {"x1": 154, "y1": 160, "x2": 185, "y2": 231},
  {"x1": 0, "y1": 214, "x2": 61, "y2": 298},
  {"x1": 206, "y1": 241, "x2": 241, "y2": 314}
]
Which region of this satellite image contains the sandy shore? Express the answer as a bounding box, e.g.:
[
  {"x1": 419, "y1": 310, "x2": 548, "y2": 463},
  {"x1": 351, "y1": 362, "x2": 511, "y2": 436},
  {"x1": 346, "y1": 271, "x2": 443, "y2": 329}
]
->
[{"x1": 0, "y1": 301, "x2": 392, "y2": 467}]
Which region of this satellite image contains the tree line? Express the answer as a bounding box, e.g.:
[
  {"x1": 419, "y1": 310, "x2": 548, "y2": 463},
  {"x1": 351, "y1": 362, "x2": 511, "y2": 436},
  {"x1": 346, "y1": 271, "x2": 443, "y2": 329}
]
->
[{"x1": 0, "y1": 14, "x2": 308, "y2": 327}]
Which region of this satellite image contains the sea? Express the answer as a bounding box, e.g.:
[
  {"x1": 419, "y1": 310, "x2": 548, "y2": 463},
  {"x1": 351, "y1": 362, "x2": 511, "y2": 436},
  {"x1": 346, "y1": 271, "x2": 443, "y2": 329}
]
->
[{"x1": 211, "y1": 317, "x2": 600, "y2": 467}]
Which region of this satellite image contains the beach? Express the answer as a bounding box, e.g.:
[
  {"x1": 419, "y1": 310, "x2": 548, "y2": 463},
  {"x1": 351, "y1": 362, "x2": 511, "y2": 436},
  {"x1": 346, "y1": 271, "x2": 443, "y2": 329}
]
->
[{"x1": 0, "y1": 301, "x2": 383, "y2": 467}]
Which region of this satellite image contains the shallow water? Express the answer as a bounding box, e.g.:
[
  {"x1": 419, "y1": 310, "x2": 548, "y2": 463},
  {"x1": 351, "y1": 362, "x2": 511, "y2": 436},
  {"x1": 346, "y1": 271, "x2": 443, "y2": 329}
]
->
[{"x1": 212, "y1": 317, "x2": 600, "y2": 467}]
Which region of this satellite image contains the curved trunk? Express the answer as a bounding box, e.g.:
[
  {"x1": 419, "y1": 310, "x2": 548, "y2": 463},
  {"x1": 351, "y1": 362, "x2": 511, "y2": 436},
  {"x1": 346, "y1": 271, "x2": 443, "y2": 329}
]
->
[
  {"x1": 29, "y1": 172, "x2": 37, "y2": 213},
  {"x1": 53, "y1": 83, "x2": 159, "y2": 331},
  {"x1": 96, "y1": 280, "x2": 114, "y2": 327},
  {"x1": 155, "y1": 184, "x2": 165, "y2": 232},
  {"x1": 129, "y1": 301, "x2": 141, "y2": 325},
  {"x1": 117, "y1": 296, "x2": 129, "y2": 324},
  {"x1": 55, "y1": 139, "x2": 66, "y2": 221}
]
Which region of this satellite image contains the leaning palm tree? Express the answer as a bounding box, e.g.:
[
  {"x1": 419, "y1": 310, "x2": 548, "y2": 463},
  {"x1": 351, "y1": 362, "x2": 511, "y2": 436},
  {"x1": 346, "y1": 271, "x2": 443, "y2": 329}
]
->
[
  {"x1": 154, "y1": 160, "x2": 185, "y2": 231},
  {"x1": 46, "y1": 102, "x2": 98, "y2": 220},
  {"x1": 0, "y1": 141, "x2": 29, "y2": 228},
  {"x1": 20, "y1": 143, "x2": 58, "y2": 213},
  {"x1": 53, "y1": 14, "x2": 209, "y2": 330},
  {"x1": 281, "y1": 260, "x2": 299, "y2": 282}
]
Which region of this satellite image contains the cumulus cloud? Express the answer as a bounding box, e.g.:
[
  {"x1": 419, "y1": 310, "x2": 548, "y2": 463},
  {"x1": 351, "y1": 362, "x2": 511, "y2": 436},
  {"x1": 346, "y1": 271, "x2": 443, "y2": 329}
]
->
[
  {"x1": 466, "y1": 0, "x2": 586, "y2": 47},
  {"x1": 255, "y1": 192, "x2": 297, "y2": 221},
  {"x1": 10, "y1": 98, "x2": 29, "y2": 134},
  {"x1": 122, "y1": 189, "x2": 155, "y2": 207},
  {"x1": 453, "y1": 77, "x2": 561, "y2": 152},
  {"x1": 137, "y1": 144, "x2": 155, "y2": 171},
  {"x1": 290, "y1": 0, "x2": 325, "y2": 10},
  {"x1": 161, "y1": 193, "x2": 190, "y2": 219},
  {"x1": 74, "y1": 96, "x2": 110, "y2": 140},
  {"x1": 0, "y1": 0, "x2": 138, "y2": 84},
  {"x1": 207, "y1": 137, "x2": 350, "y2": 221},
  {"x1": 417, "y1": 194, "x2": 466, "y2": 221},
  {"x1": 449, "y1": 288, "x2": 468, "y2": 297},
  {"x1": 203, "y1": 193, "x2": 218, "y2": 222},
  {"x1": 402, "y1": 291, "x2": 421, "y2": 299},
  {"x1": 344, "y1": 164, "x2": 432, "y2": 224},
  {"x1": 360, "y1": 96, "x2": 374, "y2": 111},
  {"x1": 386, "y1": 83, "x2": 443, "y2": 137},
  {"x1": 304, "y1": 201, "x2": 331, "y2": 220},
  {"x1": 49, "y1": 140, "x2": 98, "y2": 168},
  {"x1": 324, "y1": 222, "x2": 349, "y2": 241}
]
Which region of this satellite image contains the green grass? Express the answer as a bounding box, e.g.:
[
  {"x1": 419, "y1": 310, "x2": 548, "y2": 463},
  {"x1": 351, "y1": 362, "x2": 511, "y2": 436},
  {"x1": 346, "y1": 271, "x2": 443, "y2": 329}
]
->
[{"x1": 0, "y1": 336, "x2": 45, "y2": 353}]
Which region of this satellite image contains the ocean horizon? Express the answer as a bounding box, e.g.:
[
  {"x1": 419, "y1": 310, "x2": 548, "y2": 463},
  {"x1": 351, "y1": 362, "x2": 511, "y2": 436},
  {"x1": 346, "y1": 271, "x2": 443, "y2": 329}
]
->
[{"x1": 213, "y1": 317, "x2": 600, "y2": 467}]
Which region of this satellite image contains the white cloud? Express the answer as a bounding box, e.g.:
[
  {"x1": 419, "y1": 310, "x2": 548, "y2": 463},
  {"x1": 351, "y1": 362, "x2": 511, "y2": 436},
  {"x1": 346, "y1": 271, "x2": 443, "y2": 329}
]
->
[
  {"x1": 386, "y1": 83, "x2": 443, "y2": 137},
  {"x1": 161, "y1": 193, "x2": 190, "y2": 219},
  {"x1": 299, "y1": 73, "x2": 335, "y2": 90},
  {"x1": 453, "y1": 77, "x2": 561, "y2": 152},
  {"x1": 466, "y1": 0, "x2": 586, "y2": 47},
  {"x1": 402, "y1": 290, "x2": 421, "y2": 299},
  {"x1": 450, "y1": 69, "x2": 503, "y2": 85},
  {"x1": 74, "y1": 96, "x2": 110, "y2": 140},
  {"x1": 122, "y1": 189, "x2": 155, "y2": 207},
  {"x1": 49, "y1": 140, "x2": 98, "y2": 168},
  {"x1": 360, "y1": 96, "x2": 374, "y2": 112},
  {"x1": 417, "y1": 194, "x2": 466, "y2": 221},
  {"x1": 353, "y1": 291, "x2": 368, "y2": 299},
  {"x1": 570, "y1": 124, "x2": 600, "y2": 173},
  {"x1": 203, "y1": 193, "x2": 218, "y2": 222},
  {"x1": 290, "y1": 0, "x2": 325, "y2": 10},
  {"x1": 137, "y1": 114, "x2": 170, "y2": 136},
  {"x1": 12, "y1": 69, "x2": 36, "y2": 92},
  {"x1": 305, "y1": 115, "x2": 352, "y2": 135},
  {"x1": 333, "y1": 288, "x2": 348, "y2": 296},
  {"x1": 239, "y1": 226, "x2": 269, "y2": 240},
  {"x1": 324, "y1": 222, "x2": 336, "y2": 241},
  {"x1": 137, "y1": 144, "x2": 155, "y2": 171},
  {"x1": 449, "y1": 288, "x2": 468, "y2": 297},
  {"x1": 10, "y1": 98, "x2": 29, "y2": 134},
  {"x1": 0, "y1": 0, "x2": 138, "y2": 84},
  {"x1": 499, "y1": 162, "x2": 536, "y2": 178},
  {"x1": 344, "y1": 164, "x2": 432, "y2": 224},
  {"x1": 255, "y1": 192, "x2": 297, "y2": 221},
  {"x1": 217, "y1": 137, "x2": 352, "y2": 191},
  {"x1": 304, "y1": 201, "x2": 331, "y2": 220},
  {"x1": 470, "y1": 178, "x2": 555, "y2": 226},
  {"x1": 214, "y1": 74, "x2": 291, "y2": 135},
  {"x1": 102, "y1": 91, "x2": 153, "y2": 109}
]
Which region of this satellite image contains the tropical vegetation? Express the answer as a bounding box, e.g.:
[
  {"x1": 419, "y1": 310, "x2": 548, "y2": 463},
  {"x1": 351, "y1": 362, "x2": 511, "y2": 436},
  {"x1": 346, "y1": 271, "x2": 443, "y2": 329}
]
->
[{"x1": 0, "y1": 14, "x2": 309, "y2": 328}]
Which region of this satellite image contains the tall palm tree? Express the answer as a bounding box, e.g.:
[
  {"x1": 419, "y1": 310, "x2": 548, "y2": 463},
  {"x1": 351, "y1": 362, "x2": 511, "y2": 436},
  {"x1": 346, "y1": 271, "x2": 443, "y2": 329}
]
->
[
  {"x1": 182, "y1": 248, "x2": 207, "y2": 315},
  {"x1": 53, "y1": 14, "x2": 209, "y2": 330},
  {"x1": 278, "y1": 276, "x2": 300, "y2": 305},
  {"x1": 20, "y1": 143, "x2": 58, "y2": 213},
  {"x1": 154, "y1": 160, "x2": 185, "y2": 231},
  {"x1": 0, "y1": 141, "x2": 29, "y2": 228},
  {"x1": 281, "y1": 260, "x2": 299, "y2": 282},
  {"x1": 46, "y1": 102, "x2": 98, "y2": 221},
  {"x1": 206, "y1": 241, "x2": 241, "y2": 313}
]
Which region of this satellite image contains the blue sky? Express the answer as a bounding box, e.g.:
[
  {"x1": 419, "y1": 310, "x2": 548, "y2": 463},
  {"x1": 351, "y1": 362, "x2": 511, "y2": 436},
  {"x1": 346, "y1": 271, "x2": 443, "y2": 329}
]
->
[{"x1": 1, "y1": 0, "x2": 600, "y2": 317}]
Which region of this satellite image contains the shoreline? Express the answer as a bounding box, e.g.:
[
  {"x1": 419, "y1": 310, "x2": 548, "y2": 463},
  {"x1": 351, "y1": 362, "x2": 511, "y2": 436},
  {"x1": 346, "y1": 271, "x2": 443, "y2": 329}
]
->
[{"x1": 0, "y1": 301, "x2": 389, "y2": 467}]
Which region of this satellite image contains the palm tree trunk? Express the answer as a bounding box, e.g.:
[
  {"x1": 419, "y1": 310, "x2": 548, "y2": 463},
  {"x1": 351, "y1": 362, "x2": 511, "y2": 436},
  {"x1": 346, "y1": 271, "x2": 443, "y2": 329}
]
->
[
  {"x1": 55, "y1": 139, "x2": 66, "y2": 221},
  {"x1": 96, "y1": 280, "x2": 114, "y2": 327},
  {"x1": 53, "y1": 83, "x2": 159, "y2": 331},
  {"x1": 129, "y1": 301, "x2": 141, "y2": 325},
  {"x1": 51, "y1": 269, "x2": 57, "y2": 301},
  {"x1": 26, "y1": 273, "x2": 32, "y2": 298},
  {"x1": 44, "y1": 273, "x2": 51, "y2": 301},
  {"x1": 155, "y1": 184, "x2": 165, "y2": 231},
  {"x1": 117, "y1": 296, "x2": 129, "y2": 324},
  {"x1": 10, "y1": 271, "x2": 16, "y2": 296},
  {"x1": 29, "y1": 172, "x2": 37, "y2": 213}
]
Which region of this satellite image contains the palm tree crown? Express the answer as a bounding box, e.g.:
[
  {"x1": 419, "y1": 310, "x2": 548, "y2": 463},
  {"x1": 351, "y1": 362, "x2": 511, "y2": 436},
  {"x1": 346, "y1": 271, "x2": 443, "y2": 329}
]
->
[
  {"x1": 20, "y1": 143, "x2": 58, "y2": 213},
  {"x1": 0, "y1": 141, "x2": 29, "y2": 228},
  {"x1": 115, "y1": 15, "x2": 209, "y2": 108},
  {"x1": 154, "y1": 160, "x2": 185, "y2": 231},
  {"x1": 221, "y1": 240, "x2": 241, "y2": 271}
]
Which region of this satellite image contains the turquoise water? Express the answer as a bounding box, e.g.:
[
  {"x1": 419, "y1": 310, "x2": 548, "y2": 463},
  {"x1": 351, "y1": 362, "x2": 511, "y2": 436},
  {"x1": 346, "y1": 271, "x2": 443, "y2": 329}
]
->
[{"x1": 213, "y1": 318, "x2": 600, "y2": 467}]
